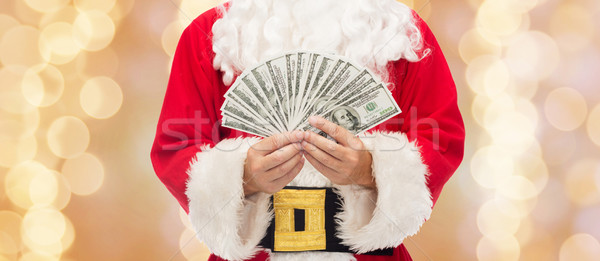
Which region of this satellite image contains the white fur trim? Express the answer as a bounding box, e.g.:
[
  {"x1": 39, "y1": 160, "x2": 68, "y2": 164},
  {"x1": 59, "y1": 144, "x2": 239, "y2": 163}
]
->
[
  {"x1": 186, "y1": 137, "x2": 272, "y2": 261},
  {"x1": 334, "y1": 131, "x2": 432, "y2": 253}
]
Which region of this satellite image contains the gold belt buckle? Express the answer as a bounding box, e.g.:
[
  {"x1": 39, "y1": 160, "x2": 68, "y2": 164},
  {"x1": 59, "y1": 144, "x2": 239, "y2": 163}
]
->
[{"x1": 272, "y1": 188, "x2": 327, "y2": 251}]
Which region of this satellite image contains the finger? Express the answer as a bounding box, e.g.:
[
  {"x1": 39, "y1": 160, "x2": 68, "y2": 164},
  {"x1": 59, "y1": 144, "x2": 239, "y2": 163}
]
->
[
  {"x1": 302, "y1": 140, "x2": 342, "y2": 170},
  {"x1": 252, "y1": 130, "x2": 304, "y2": 155},
  {"x1": 303, "y1": 131, "x2": 345, "y2": 159},
  {"x1": 303, "y1": 152, "x2": 340, "y2": 181},
  {"x1": 308, "y1": 116, "x2": 353, "y2": 146},
  {"x1": 264, "y1": 153, "x2": 304, "y2": 181},
  {"x1": 271, "y1": 157, "x2": 305, "y2": 189},
  {"x1": 261, "y1": 143, "x2": 302, "y2": 170}
]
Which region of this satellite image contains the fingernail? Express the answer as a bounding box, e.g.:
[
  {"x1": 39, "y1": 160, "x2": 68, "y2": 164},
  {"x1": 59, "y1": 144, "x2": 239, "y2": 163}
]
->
[
  {"x1": 309, "y1": 116, "x2": 317, "y2": 125},
  {"x1": 295, "y1": 131, "x2": 303, "y2": 139},
  {"x1": 294, "y1": 142, "x2": 301, "y2": 150},
  {"x1": 304, "y1": 131, "x2": 310, "y2": 139},
  {"x1": 302, "y1": 141, "x2": 307, "y2": 147}
]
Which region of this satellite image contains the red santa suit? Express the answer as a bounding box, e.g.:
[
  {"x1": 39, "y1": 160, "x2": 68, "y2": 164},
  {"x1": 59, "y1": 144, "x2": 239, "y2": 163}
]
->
[{"x1": 151, "y1": 3, "x2": 464, "y2": 261}]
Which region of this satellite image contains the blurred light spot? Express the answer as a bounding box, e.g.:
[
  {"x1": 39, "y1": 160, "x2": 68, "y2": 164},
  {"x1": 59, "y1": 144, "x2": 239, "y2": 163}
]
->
[
  {"x1": 504, "y1": 31, "x2": 560, "y2": 81},
  {"x1": 21, "y1": 65, "x2": 64, "y2": 107},
  {"x1": 514, "y1": 217, "x2": 533, "y2": 245},
  {"x1": 22, "y1": 207, "x2": 65, "y2": 247},
  {"x1": 482, "y1": 94, "x2": 514, "y2": 126},
  {"x1": 0, "y1": 134, "x2": 37, "y2": 168},
  {"x1": 179, "y1": 228, "x2": 211, "y2": 260},
  {"x1": 545, "y1": 87, "x2": 588, "y2": 131},
  {"x1": 0, "y1": 26, "x2": 45, "y2": 68},
  {"x1": 61, "y1": 153, "x2": 105, "y2": 196},
  {"x1": 73, "y1": 11, "x2": 115, "y2": 51},
  {"x1": 477, "y1": 200, "x2": 521, "y2": 239},
  {"x1": 51, "y1": 172, "x2": 72, "y2": 210},
  {"x1": 28, "y1": 169, "x2": 58, "y2": 206},
  {"x1": 471, "y1": 146, "x2": 514, "y2": 189},
  {"x1": 559, "y1": 234, "x2": 600, "y2": 261},
  {"x1": 0, "y1": 211, "x2": 23, "y2": 255},
  {"x1": 80, "y1": 76, "x2": 123, "y2": 119},
  {"x1": 5, "y1": 161, "x2": 50, "y2": 209},
  {"x1": 60, "y1": 216, "x2": 75, "y2": 252},
  {"x1": 493, "y1": 196, "x2": 536, "y2": 219},
  {"x1": 0, "y1": 14, "x2": 20, "y2": 38},
  {"x1": 483, "y1": 59, "x2": 510, "y2": 97},
  {"x1": 477, "y1": 235, "x2": 520, "y2": 261},
  {"x1": 466, "y1": 55, "x2": 498, "y2": 96},
  {"x1": 24, "y1": 0, "x2": 69, "y2": 13},
  {"x1": 550, "y1": 3, "x2": 594, "y2": 52},
  {"x1": 0, "y1": 108, "x2": 40, "y2": 138},
  {"x1": 476, "y1": 0, "x2": 523, "y2": 37},
  {"x1": 39, "y1": 6, "x2": 78, "y2": 27},
  {"x1": 497, "y1": 175, "x2": 538, "y2": 200},
  {"x1": 47, "y1": 116, "x2": 90, "y2": 159},
  {"x1": 487, "y1": 111, "x2": 535, "y2": 154},
  {"x1": 458, "y1": 29, "x2": 502, "y2": 64},
  {"x1": 0, "y1": 67, "x2": 37, "y2": 114},
  {"x1": 587, "y1": 104, "x2": 600, "y2": 147},
  {"x1": 514, "y1": 155, "x2": 548, "y2": 194},
  {"x1": 565, "y1": 159, "x2": 600, "y2": 206},
  {"x1": 75, "y1": 48, "x2": 119, "y2": 78},
  {"x1": 108, "y1": 0, "x2": 135, "y2": 21},
  {"x1": 74, "y1": 0, "x2": 117, "y2": 13},
  {"x1": 161, "y1": 21, "x2": 186, "y2": 57},
  {"x1": 38, "y1": 22, "x2": 81, "y2": 65}
]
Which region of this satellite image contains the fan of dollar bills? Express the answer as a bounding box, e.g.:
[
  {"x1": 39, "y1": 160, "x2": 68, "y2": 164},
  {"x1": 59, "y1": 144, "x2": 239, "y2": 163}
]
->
[{"x1": 220, "y1": 51, "x2": 402, "y2": 137}]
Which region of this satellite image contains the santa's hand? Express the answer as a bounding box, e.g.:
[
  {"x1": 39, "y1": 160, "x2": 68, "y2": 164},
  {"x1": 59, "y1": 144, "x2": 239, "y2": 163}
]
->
[
  {"x1": 302, "y1": 116, "x2": 375, "y2": 189},
  {"x1": 243, "y1": 131, "x2": 305, "y2": 196}
]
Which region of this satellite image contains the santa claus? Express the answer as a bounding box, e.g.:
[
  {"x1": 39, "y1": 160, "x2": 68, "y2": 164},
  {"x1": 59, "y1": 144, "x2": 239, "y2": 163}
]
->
[{"x1": 151, "y1": 0, "x2": 465, "y2": 260}]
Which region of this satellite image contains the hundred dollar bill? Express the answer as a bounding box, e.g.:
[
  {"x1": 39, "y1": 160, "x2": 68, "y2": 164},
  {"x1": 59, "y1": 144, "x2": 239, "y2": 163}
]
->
[
  {"x1": 224, "y1": 77, "x2": 286, "y2": 132},
  {"x1": 221, "y1": 100, "x2": 278, "y2": 134},
  {"x1": 288, "y1": 55, "x2": 336, "y2": 129},
  {"x1": 222, "y1": 112, "x2": 269, "y2": 137},
  {"x1": 250, "y1": 62, "x2": 288, "y2": 128},
  {"x1": 301, "y1": 83, "x2": 401, "y2": 135},
  {"x1": 264, "y1": 55, "x2": 290, "y2": 126},
  {"x1": 285, "y1": 53, "x2": 298, "y2": 120}
]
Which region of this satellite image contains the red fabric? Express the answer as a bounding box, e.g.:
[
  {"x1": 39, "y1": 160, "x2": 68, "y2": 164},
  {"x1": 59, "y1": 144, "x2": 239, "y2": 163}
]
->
[{"x1": 151, "y1": 6, "x2": 464, "y2": 261}]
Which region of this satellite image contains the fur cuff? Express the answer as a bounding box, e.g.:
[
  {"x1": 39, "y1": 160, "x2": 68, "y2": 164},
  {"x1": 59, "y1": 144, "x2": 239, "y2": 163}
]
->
[
  {"x1": 185, "y1": 137, "x2": 272, "y2": 261},
  {"x1": 335, "y1": 131, "x2": 432, "y2": 253}
]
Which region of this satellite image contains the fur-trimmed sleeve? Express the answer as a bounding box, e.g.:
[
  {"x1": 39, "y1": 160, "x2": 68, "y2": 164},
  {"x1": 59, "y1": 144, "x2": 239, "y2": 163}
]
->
[
  {"x1": 186, "y1": 137, "x2": 273, "y2": 260},
  {"x1": 335, "y1": 12, "x2": 465, "y2": 254},
  {"x1": 335, "y1": 131, "x2": 432, "y2": 253}
]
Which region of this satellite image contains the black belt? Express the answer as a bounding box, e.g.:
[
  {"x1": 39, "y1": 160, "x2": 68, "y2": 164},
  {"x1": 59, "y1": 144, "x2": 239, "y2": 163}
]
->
[{"x1": 259, "y1": 186, "x2": 393, "y2": 255}]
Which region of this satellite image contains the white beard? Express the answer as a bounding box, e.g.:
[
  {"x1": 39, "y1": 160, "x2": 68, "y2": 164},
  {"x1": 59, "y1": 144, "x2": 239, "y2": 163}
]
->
[{"x1": 211, "y1": 0, "x2": 425, "y2": 86}]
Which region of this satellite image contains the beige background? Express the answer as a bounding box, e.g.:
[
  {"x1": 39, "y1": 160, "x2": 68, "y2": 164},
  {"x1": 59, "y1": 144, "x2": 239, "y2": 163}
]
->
[{"x1": 1, "y1": 0, "x2": 600, "y2": 260}]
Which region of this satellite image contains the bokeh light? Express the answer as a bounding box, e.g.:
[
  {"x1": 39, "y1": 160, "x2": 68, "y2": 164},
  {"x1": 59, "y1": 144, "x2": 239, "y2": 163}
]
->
[
  {"x1": 61, "y1": 153, "x2": 105, "y2": 196},
  {"x1": 21, "y1": 65, "x2": 64, "y2": 107},
  {"x1": 5, "y1": 161, "x2": 53, "y2": 209},
  {"x1": 73, "y1": 11, "x2": 115, "y2": 51},
  {"x1": 564, "y1": 159, "x2": 600, "y2": 206},
  {"x1": 79, "y1": 76, "x2": 123, "y2": 119},
  {"x1": 559, "y1": 234, "x2": 600, "y2": 261},
  {"x1": 544, "y1": 87, "x2": 588, "y2": 131},
  {"x1": 587, "y1": 104, "x2": 600, "y2": 147},
  {"x1": 46, "y1": 116, "x2": 90, "y2": 159},
  {"x1": 0, "y1": 26, "x2": 45, "y2": 68}
]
